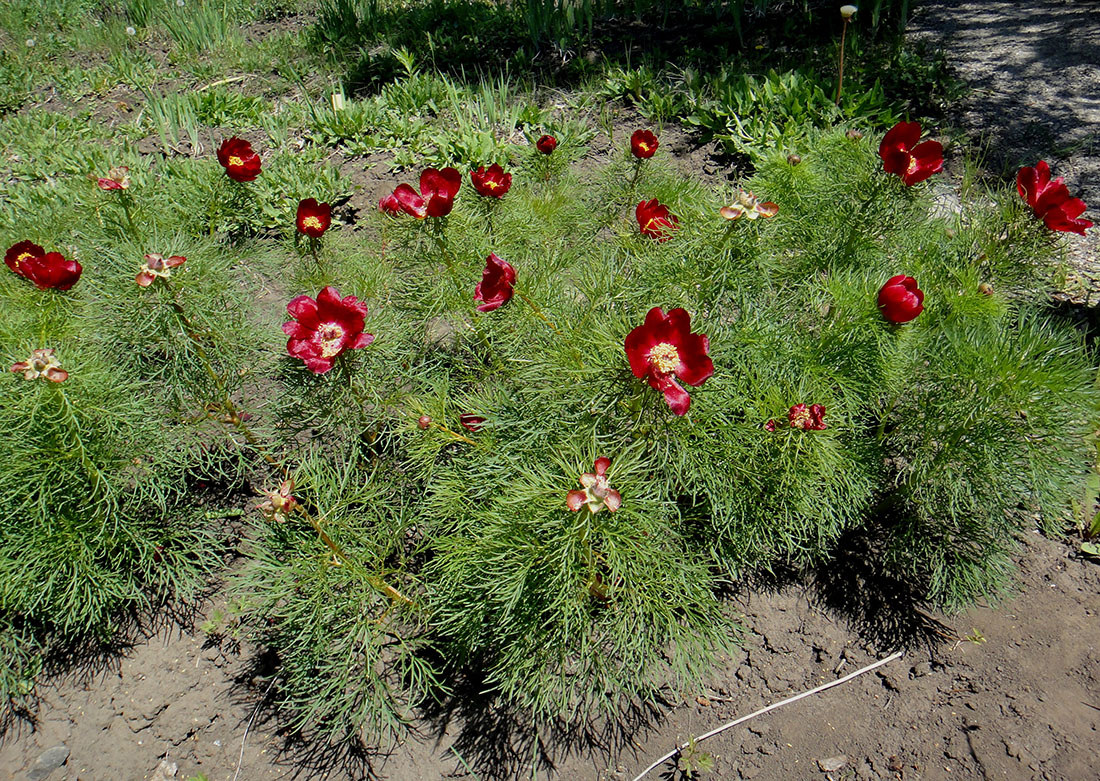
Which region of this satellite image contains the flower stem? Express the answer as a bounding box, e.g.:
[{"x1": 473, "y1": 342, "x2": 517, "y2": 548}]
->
[
  {"x1": 160, "y1": 280, "x2": 412, "y2": 607},
  {"x1": 516, "y1": 290, "x2": 586, "y2": 369},
  {"x1": 834, "y1": 19, "x2": 849, "y2": 106},
  {"x1": 308, "y1": 235, "x2": 320, "y2": 264}
]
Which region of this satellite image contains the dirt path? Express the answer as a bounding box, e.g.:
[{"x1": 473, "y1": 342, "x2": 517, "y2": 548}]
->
[{"x1": 2, "y1": 2, "x2": 1099, "y2": 779}]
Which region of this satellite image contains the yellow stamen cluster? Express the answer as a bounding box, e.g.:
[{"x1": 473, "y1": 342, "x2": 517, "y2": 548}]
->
[
  {"x1": 649, "y1": 342, "x2": 680, "y2": 374},
  {"x1": 318, "y1": 324, "x2": 346, "y2": 358}
]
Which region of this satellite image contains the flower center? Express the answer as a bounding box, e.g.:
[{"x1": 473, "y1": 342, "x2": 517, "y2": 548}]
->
[
  {"x1": 485, "y1": 180, "x2": 499, "y2": 189},
  {"x1": 302, "y1": 216, "x2": 323, "y2": 230},
  {"x1": 905, "y1": 154, "x2": 919, "y2": 175},
  {"x1": 648, "y1": 342, "x2": 680, "y2": 374},
  {"x1": 317, "y1": 323, "x2": 346, "y2": 357},
  {"x1": 791, "y1": 408, "x2": 810, "y2": 428},
  {"x1": 228, "y1": 155, "x2": 244, "y2": 167},
  {"x1": 16, "y1": 252, "x2": 32, "y2": 264},
  {"x1": 639, "y1": 142, "x2": 650, "y2": 152}
]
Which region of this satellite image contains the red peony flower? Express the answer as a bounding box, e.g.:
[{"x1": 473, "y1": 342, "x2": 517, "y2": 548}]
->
[
  {"x1": 136, "y1": 253, "x2": 186, "y2": 287},
  {"x1": 90, "y1": 166, "x2": 130, "y2": 191},
  {"x1": 283, "y1": 286, "x2": 374, "y2": 374},
  {"x1": 788, "y1": 403, "x2": 827, "y2": 430},
  {"x1": 216, "y1": 137, "x2": 262, "y2": 182},
  {"x1": 11, "y1": 348, "x2": 68, "y2": 383},
  {"x1": 877, "y1": 275, "x2": 925, "y2": 323},
  {"x1": 878, "y1": 121, "x2": 943, "y2": 186},
  {"x1": 5, "y1": 241, "x2": 83, "y2": 291},
  {"x1": 474, "y1": 253, "x2": 516, "y2": 312},
  {"x1": 296, "y1": 198, "x2": 332, "y2": 238},
  {"x1": 470, "y1": 164, "x2": 512, "y2": 198},
  {"x1": 378, "y1": 192, "x2": 402, "y2": 215},
  {"x1": 720, "y1": 190, "x2": 779, "y2": 221},
  {"x1": 566, "y1": 457, "x2": 622, "y2": 514},
  {"x1": 1016, "y1": 161, "x2": 1093, "y2": 236},
  {"x1": 630, "y1": 129, "x2": 659, "y2": 159},
  {"x1": 536, "y1": 135, "x2": 558, "y2": 155},
  {"x1": 386, "y1": 167, "x2": 462, "y2": 219},
  {"x1": 624, "y1": 306, "x2": 714, "y2": 416},
  {"x1": 5, "y1": 240, "x2": 43, "y2": 274},
  {"x1": 636, "y1": 199, "x2": 679, "y2": 242},
  {"x1": 459, "y1": 414, "x2": 486, "y2": 432}
]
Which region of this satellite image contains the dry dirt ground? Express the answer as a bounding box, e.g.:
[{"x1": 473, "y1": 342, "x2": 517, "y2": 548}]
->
[{"x1": 2, "y1": 1, "x2": 1099, "y2": 779}]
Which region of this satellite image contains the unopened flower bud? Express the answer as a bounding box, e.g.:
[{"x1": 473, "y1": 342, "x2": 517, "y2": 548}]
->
[
  {"x1": 978, "y1": 283, "x2": 993, "y2": 295},
  {"x1": 786, "y1": 154, "x2": 802, "y2": 166},
  {"x1": 417, "y1": 415, "x2": 432, "y2": 429},
  {"x1": 846, "y1": 129, "x2": 864, "y2": 140}
]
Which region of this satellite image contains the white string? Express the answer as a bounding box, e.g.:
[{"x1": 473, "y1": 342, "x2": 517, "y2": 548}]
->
[{"x1": 631, "y1": 651, "x2": 905, "y2": 781}]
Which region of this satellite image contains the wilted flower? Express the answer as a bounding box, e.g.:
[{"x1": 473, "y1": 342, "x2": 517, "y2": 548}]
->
[
  {"x1": 470, "y1": 164, "x2": 512, "y2": 198},
  {"x1": 474, "y1": 253, "x2": 516, "y2": 312},
  {"x1": 566, "y1": 457, "x2": 622, "y2": 514},
  {"x1": 386, "y1": 168, "x2": 462, "y2": 218},
  {"x1": 5, "y1": 241, "x2": 83, "y2": 291},
  {"x1": 764, "y1": 419, "x2": 777, "y2": 432},
  {"x1": 296, "y1": 198, "x2": 332, "y2": 238},
  {"x1": 257, "y1": 480, "x2": 297, "y2": 523},
  {"x1": 10, "y1": 348, "x2": 68, "y2": 383},
  {"x1": 136, "y1": 253, "x2": 186, "y2": 287},
  {"x1": 878, "y1": 121, "x2": 943, "y2": 186},
  {"x1": 877, "y1": 275, "x2": 925, "y2": 323},
  {"x1": 536, "y1": 134, "x2": 558, "y2": 154},
  {"x1": 636, "y1": 198, "x2": 679, "y2": 242},
  {"x1": 283, "y1": 286, "x2": 374, "y2": 374},
  {"x1": 720, "y1": 190, "x2": 779, "y2": 221},
  {"x1": 845, "y1": 129, "x2": 864, "y2": 140},
  {"x1": 90, "y1": 166, "x2": 130, "y2": 191},
  {"x1": 1016, "y1": 160, "x2": 1093, "y2": 236},
  {"x1": 978, "y1": 282, "x2": 994, "y2": 296},
  {"x1": 625, "y1": 306, "x2": 714, "y2": 416},
  {"x1": 459, "y1": 414, "x2": 486, "y2": 431},
  {"x1": 216, "y1": 137, "x2": 261, "y2": 182},
  {"x1": 630, "y1": 129, "x2": 659, "y2": 159},
  {"x1": 788, "y1": 403, "x2": 827, "y2": 430}
]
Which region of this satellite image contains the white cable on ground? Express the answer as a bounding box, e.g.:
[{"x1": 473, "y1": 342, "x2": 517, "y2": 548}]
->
[{"x1": 631, "y1": 650, "x2": 905, "y2": 781}]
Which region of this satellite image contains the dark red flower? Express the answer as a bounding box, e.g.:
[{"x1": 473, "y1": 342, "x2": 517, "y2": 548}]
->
[
  {"x1": 1016, "y1": 160, "x2": 1093, "y2": 236},
  {"x1": 764, "y1": 420, "x2": 777, "y2": 432},
  {"x1": 11, "y1": 348, "x2": 68, "y2": 383},
  {"x1": 5, "y1": 240, "x2": 44, "y2": 274},
  {"x1": 216, "y1": 137, "x2": 262, "y2": 182},
  {"x1": 878, "y1": 121, "x2": 943, "y2": 186},
  {"x1": 474, "y1": 253, "x2": 516, "y2": 312},
  {"x1": 379, "y1": 192, "x2": 401, "y2": 215},
  {"x1": 136, "y1": 253, "x2": 186, "y2": 287},
  {"x1": 877, "y1": 275, "x2": 925, "y2": 323},
  {"x1": 283, "y1": 286, "x2": 374, "y2": 374},
  {"x1": 536, "y1": 135, "x2": 558, "y2": 154},
  {"x1": 566, "y1": 457, "x2": 622, "y2": 514},
  {"x1": 417, "y1": 415, "x2": 432, "y2": 429},
  {"x1": 459, "y1": 414, "x2": 486, "y2": 432},
  {"x1": 470, "y1": 164, "x2": 512, "y2": 198},
  {"x1": 6, "y1": 242, "x2": 82, "y2": 291},
  {"x1": 630, "y1": 129, "x2": 659, "y2": 159},
  {"x1": 296, "y1": 198, "x2": 332, "y2": 238},
  {"x1": 789, "y1": 403, "x2": 827, "y2": 431},
  {"x1": 624, "y1": 306, "x2": 714, "y2": 416},
  {"x1": 636, "y1": 199, "x2": 679, "y2": 242},
  {"x1": 386, "y1": 167, "x2": 462, "y2": 218}
]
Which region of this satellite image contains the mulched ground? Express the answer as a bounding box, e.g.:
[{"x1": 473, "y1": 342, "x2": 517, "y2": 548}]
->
[{"x1": 2, "y1": 1, "x2": 1098, "y2": 779}]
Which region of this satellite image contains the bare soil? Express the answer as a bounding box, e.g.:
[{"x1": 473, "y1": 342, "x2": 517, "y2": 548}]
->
[{"x1": 2, "y1": 1, "x2": 1099, "y2": 779}]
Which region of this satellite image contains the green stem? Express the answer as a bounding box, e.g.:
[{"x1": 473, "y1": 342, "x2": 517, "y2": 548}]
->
[
  {"x1": 834, "y1": 19, "x2": 848, "y2": 105},
  {"x1": 160, "y1": 280, "x2": 412, "y2": 607}
]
